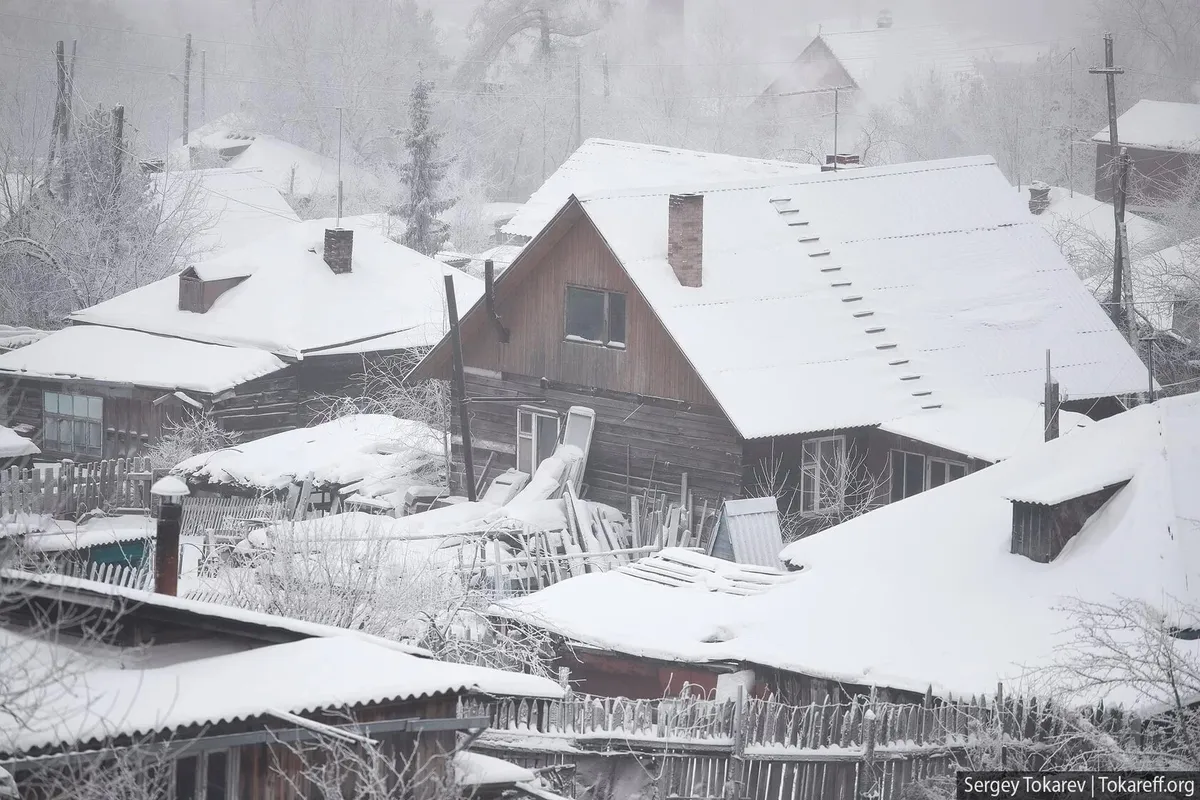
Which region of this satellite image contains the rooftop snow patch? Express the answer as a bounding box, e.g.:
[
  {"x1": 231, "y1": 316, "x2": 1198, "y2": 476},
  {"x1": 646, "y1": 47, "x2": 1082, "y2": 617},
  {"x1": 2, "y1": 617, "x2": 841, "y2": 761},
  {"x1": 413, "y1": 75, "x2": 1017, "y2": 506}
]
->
[
  {"x1": 0, "y1": 326, "x2": 286, "y2": 393},
  {"x1": 503, "y1": 139, "x2": 817, "y2": 239},
  {"x1": 68, "y1": 219, "x2": 483, "y2": 358},
  {"x1": 0, "y1": 426, "x2": 39, "y2": 459},
  {"x1": 1, "y1": 630, "x2": 562, "y2": 756},
  {"x1": 574, "y1": 156, "x2": 1148, "y2": 439},
  {"x1": 880, "y1": 394, "x2": 1089, "y2": 463},
  {"x1": 1092, "y1": 99, "x2": 1200, "y2": 153},
  {"x1": 0, "y1": 325, "x2": 48, "y2": 352},
  {"x1": 173, "y1": 415, "x2": 443, "y2": 502},
  {"x1": 497, "y1": 395, "x2": 1200, "y2": 706}
]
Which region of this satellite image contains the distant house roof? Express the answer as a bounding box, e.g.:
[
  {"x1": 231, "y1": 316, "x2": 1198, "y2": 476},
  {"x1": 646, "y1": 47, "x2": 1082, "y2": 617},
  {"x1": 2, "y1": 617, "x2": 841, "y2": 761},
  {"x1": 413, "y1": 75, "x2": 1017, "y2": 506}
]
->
[
  {"x1": 67, "y1": 219, "x2": 483, "y2": 359},
  {"x1": 0, "y1": 425, "x2": 39, "y2": 459},
  {"x1": 497, "y1": 395, "x2": 1200, "y2": 706},
  {"x1": 1092, "y1": 99, "x2": 1200, "y2": 153},
  {"x1": 764, "y1": 25, "x2": 977, "y2": 100},
  {"x1": 0, "y1": 325, "x2": 49, "y2": 353},
  {"x1": 569, "y1": 156, "x2": 1147, "y2": 439},
  {"x1": 502, "y1": 139, "x2": 817, "y2": 240},
  {"x1": 1, "y1": 571, "x2": 562, "y2": 757},
  {"x1": 156, "y1": 167, "x2": 301, "y2": 258},
  {"x1": 0, "y1": 326, "x2": 286, "y2": 393}
]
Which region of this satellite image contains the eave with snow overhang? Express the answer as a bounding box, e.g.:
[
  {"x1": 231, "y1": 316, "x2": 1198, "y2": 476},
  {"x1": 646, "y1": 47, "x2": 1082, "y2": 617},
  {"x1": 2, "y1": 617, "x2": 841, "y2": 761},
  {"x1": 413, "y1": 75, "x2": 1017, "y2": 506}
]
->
[
  {"x1": 413, "y1": 155, "x2": 1148, "y2": 530},
  {"x1": 495, "y1": 394, "x2": 1200, "y2": 708}
]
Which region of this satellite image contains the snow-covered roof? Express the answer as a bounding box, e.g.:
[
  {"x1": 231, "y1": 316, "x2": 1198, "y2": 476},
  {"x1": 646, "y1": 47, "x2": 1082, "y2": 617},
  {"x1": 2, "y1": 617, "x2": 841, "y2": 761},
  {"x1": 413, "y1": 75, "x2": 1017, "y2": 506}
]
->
[
  {"x1": 502, "y1": 139, "x2": 817, "y2": 239},
  {"x1": 2, "y1": 629, "x2": 562, "y2": 755},
  {"x1": 879, "y1": 394, "x2": 1090, "y2": 463},
  {"x1": 155, "y1": 167, "x2": 301, "y2": 259},
  {"x1": 67, "y1": 220, "x2": 484, "y2": 359},
  {"x1": 0, "y1": 426, "x2": 39, "y2": 459},
  {"x1": 11, "y1": 515, "x2": 152, "y2": 552},
  {"x1": 498, "y1": 394, "x2": 1200, "y2": 705},
  {"x1": 174, "y1": 415, "x2": 442, "y2": 501},
  {"x1": 453, "y1": 752, "x2": 536, "y2": 787},
  {"x1": 1092, "y1": 99, "x2": 1200, "y2": 153},
  {"x1": 573, "y1": 156, "x2": 1148, "y2": 439},
  {"x1": 0, "y1": 326, "x2": 286, "y2": 393},
  {"x1": 0, "y1": 325, "x2": 48, "y2": 352}
]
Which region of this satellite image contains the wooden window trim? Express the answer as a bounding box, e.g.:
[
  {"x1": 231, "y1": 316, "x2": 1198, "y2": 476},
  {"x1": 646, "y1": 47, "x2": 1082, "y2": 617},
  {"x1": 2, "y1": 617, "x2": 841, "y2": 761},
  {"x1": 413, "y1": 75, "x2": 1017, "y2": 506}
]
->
[
  {"x1": 800, "y1": 434, "x2": 847, "y2": 514},
  {"x1": 564, "y1": 285, "x2": 627, "y2": 350},
  {"x1": 926, "y1": 456, "x2": 967, "y2": 490},
  {"x1": 172, "y1": 748, "x2": 239, "y2": 800}
]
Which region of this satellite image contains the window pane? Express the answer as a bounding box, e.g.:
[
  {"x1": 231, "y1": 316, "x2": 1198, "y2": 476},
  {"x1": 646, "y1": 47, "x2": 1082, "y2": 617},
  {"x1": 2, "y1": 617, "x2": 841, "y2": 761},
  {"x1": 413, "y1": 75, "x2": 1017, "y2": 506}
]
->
[
  {"x1": 903, "y1": 453, "x2": 924, "y2": 499},
  {"x1": 535, "y1": 415, "x2": 559, "y2": 466},
  {"x1": 518, "y1": 410, "x2": 532, "y2": 434},
  {"x1": 89, "y1": 422, "x2": 102, "y2": 448},
  {"x1": 565, "y1": 287, "x2": 606, "y2": 342},
  {"x1": 206, "y1": 751, "x2": 228, "y2": 800},
  {"x1": 74, "y1": 420, "x2": 87, "y2": 451},
  {"x1": 175, "y1": 755, "x2": 198, "y2": 800},
  {"x1": 889, "y1": 450, "x2": 905, "y2": 503},
  {"x1": 88, "y1": 397, "x2": 103, "y2": 420},
  {"x1": 517, "y1": 435, "x2": 532, "y2": 475},
  {"x1": 44, "y1": 392, "x2": 57, "y2": 413},
  {"x1": 74, "y1": 395, "x2": 89, "y2": 417},
  {"x1": 929, "y1": 460, "x2": 946, "y2": 488},
  {"x1": 59, "y1": 419, "x2": 72, "y2": 449},
  {"x1": 607, "y1": 292, "x2": 627, "y2": 345},
  {"x1": 949, "y1": 463, "x2": 967, "y2": 481},
  {"x1": 801, "y1": 467, "x2": 816, "y2": 512}
]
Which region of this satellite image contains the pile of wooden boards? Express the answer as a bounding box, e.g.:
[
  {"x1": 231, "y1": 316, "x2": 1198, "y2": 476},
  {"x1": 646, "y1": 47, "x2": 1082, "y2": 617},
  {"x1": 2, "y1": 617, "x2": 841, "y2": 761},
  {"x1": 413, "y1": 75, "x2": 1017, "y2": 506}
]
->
[{"x1": 629, "y1": 474, "x2": 723, "y2": 555}]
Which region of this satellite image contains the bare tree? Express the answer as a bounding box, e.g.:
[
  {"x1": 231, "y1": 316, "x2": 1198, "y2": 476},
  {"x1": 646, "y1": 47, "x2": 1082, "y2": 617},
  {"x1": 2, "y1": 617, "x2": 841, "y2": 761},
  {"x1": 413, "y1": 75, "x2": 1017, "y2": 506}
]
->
[{"x1": 146, "y1": 410, "x2": 243, "y2": 472}]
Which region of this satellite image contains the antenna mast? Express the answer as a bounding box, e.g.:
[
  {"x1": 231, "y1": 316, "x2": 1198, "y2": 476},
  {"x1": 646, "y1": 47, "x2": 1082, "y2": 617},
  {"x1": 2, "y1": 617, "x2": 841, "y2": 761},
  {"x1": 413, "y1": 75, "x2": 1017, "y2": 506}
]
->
[{"x1": 336, "y1": 106, "x2": 344, "y2": 227}]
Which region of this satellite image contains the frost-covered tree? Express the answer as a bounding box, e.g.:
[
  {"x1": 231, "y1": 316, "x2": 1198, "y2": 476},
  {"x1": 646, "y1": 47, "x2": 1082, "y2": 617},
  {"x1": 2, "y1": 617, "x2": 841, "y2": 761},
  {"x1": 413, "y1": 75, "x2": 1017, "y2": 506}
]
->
[{"x1": 397, "y1": 77, "x2": 456, "y2": 258}]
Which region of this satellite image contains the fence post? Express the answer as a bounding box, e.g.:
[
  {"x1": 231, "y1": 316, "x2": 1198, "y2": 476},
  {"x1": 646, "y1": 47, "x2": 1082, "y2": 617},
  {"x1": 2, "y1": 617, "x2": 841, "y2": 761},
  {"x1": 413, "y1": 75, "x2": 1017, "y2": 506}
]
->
[
  {"x1": 857, "y1": 688, "x2": 878, "y2": 800},
  {"x1": 725, "y1": 684, "x2": 746, "y2": 800},
  {"x1": 995, "y1": 681, "x2": 1006, "y2": 769}
]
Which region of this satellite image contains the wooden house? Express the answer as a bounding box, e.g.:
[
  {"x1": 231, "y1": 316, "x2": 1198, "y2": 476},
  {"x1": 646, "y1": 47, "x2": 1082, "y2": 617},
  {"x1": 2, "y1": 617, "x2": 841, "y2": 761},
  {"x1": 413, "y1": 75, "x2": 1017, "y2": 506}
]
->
[
  {"x1": 1093, "y1": 100, "x2": 1200, "y2": 212},
  {"x1": 494, "y1": 394, "x2": 1199, "y2": 707},
  {"x1": 0, "y1": 570, "x2": 562, "y2": 799},
  {"x1": 413, "y1": 155, "x2": 1147, "y2": 534},
  {"x1": 0, "y1": 221, "x2": 481, "y2": 461}
]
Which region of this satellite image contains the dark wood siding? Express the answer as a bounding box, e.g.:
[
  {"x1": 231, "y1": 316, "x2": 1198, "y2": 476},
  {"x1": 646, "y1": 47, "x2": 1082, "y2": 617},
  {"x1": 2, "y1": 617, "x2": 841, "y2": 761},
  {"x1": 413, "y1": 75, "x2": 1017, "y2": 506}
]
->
[
  {"x1": 1011, "y1": 481, "x2": 1127, "y2": 563},
  {"x1": 210, "y1": 370, "x2": 301, "y2": 442},
  {"x1": 294, "y1": 349, "x2": 420, "y2": 423},
  {"x1": 1095, "y1": 142, "x2": 1200, "y2": 206},
  {"x1": 452, "y1": 369, "x2": 743, "y2": 510},
  {"x1": 462, "y1": 216, "x2": 716, "y2": 405}
]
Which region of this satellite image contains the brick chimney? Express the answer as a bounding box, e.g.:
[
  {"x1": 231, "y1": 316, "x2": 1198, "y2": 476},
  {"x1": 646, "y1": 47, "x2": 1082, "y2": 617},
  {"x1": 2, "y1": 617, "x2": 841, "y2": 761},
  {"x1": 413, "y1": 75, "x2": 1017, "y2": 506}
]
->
[
  {"x1": 667, "y1": 193, "x2": 703, "y2": 288},
  {"x1": 324, "y1": 228, "x2": 353, "y2": 274},
  {"x1": 1028, "y1": 182, "x2": 1051, "y2": 215}
]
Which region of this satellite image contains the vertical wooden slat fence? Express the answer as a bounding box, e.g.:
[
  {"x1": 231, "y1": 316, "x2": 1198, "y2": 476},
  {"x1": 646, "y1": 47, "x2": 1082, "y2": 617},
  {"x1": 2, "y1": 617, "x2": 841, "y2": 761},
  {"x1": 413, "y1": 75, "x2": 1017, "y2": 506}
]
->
[{"x1": 0, "y1": 458, "x2": 152, "y2": 519}]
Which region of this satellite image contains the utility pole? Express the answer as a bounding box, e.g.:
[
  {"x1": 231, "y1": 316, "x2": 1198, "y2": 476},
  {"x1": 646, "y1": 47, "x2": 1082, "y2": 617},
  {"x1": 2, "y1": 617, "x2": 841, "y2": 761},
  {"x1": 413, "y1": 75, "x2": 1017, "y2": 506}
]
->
[
  {"x1": 182, "y1": 34, "x2": 193, "y2": 145},
  {"x1": 602, "y1": 52, "x2": 610, "y2": 100},
  {"x1": 832, "y1": 87, "x2": 840, "y2": 168},
  {"x1": 200, "y1": 49, "x2": 207, "y2": 125},
  {"x1": 47, "y1": 41, "x2": 66, "y2": 171},
  {"x1": 1090, "y1": 33, "x2": 1127, "y2": 331},
  {"x1": 1115, "y1": 147, "x2": 1136, "y2": 348},
  {"x1": 573, "y1": 55, "x2": 582, "y2": 149},
  {"x1": 1068, "y1": 48, "x2": 1077, "y2": 197},
  {"x1": 336, "y1": 107, "x2": 343, "y2": 226},
  {"x1": 444, "y1": 274, "x2": 477, "y2": 502},
  {"x1": 1144, "y1": 335, "x2": 1157, "y2": 403},
  {"x1": 62, "y1": 40, "x2": 77, "y2": 156}
]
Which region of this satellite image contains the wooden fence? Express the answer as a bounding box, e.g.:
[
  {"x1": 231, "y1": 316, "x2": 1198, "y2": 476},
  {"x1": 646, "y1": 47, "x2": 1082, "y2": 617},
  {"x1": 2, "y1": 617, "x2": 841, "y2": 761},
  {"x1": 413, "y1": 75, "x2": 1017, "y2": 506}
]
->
[
  {"x1": 0, "y1": 458, "x2": 153, "y2": 519},
  {"x1": 462, "y1": 689, "x2": 1164, "y2": 800},
  {"x1": 180, "y1": 495, "x2": 289, "y2": 539},
  {"x1": 59, "y1": 561, "x2": 153, "y2": 591}
]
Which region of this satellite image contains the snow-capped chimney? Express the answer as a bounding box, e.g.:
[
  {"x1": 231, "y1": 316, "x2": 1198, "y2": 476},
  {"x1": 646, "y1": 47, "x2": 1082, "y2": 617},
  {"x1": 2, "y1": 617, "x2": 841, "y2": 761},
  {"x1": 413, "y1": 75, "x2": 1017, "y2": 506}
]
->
[
  {"x1": 324, "y1": 228, "x2": 353, "y2": 274},
  {"x1": 667, "y1": 193, "x2": 703, "y2": 288},
  {"x1": 1028, "y1": 182, "x2": 1051, "y2": 216},
  {"x1": 877, "y1": 9, "x2": 893, "y2": 28}
]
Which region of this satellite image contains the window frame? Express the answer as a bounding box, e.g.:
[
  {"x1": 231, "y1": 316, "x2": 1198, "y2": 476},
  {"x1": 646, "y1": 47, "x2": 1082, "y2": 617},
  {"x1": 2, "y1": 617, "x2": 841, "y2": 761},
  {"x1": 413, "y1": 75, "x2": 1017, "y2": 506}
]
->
[
  {"x1": 927, "y1": 456, "x2": 967, "y2": 489},
  {"x1": 800, "y1": 435, "x2": 847, "y2": 514},
  {"x1": 42, "y1": 390, "x2": 103, "y2": 457},
  {"x1": 890, "y1": 449, "x2": 969, "y2": 502},
  {"x1": 172, "y1": 748, "x2": 239, "y2": 800},
  {"x1": 516, "y1": 405, "x2": 562, "y2": 476},
  {"x1": 564, "y1": 285, "x2": 627, "y2": 350}
]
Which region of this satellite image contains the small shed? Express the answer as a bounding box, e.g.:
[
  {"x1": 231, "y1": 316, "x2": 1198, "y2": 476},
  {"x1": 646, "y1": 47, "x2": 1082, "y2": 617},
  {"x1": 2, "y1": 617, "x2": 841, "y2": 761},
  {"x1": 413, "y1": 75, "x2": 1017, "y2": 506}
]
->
[
  {"x1": 0, "y1": 424, "x2": 39, "y2": 471},
  {"x1": 710, "y1": 497, "x2": 785, "y2": 568}
]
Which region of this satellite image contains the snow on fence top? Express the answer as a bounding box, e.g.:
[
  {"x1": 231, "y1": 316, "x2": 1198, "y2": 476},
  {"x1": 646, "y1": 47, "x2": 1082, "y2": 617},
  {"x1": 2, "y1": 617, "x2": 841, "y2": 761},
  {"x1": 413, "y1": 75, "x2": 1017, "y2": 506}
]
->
[
  {"x1": 173, "y1": 415, "x2": 442, "y2": 501},
  {"x1": 498, "y1": 394, "x2": 1200, "y2": 707},
  {"x1": 0, "y1": 325, "x2": 287, "y2": 394},
  {"x1": 574, "y1": 155, "x2": 1148, "y2": 440},
  {"x1": 502, "y1": 139, "x2": 817, "y2": 240},
  {"x1": 1092, "y1": 99, "x2": 1200, "y2": 153},
  {"x1": 1, "y1": 632, "x2": 562, "y2": 756},
  {"x1": 68, "y1": 219, "x2": 483, "y2": 359}
]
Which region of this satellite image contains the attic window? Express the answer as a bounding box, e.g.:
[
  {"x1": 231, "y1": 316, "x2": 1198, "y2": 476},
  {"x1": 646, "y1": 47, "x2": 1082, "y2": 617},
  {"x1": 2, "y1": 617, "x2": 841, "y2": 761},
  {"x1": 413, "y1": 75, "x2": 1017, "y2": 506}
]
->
[
  {"x1": 1010, "y1": 481, "x2": 1129, "y2": 563},
  {"x1": 565, "y1": 286, "x2": 626, "y2": 349}
]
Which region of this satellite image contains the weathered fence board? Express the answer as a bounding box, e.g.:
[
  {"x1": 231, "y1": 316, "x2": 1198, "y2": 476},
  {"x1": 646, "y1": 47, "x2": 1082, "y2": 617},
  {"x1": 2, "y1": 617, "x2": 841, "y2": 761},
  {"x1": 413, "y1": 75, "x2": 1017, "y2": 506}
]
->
[{"x1": 0, "y1": 458, "x2": 152, "y2": 518}]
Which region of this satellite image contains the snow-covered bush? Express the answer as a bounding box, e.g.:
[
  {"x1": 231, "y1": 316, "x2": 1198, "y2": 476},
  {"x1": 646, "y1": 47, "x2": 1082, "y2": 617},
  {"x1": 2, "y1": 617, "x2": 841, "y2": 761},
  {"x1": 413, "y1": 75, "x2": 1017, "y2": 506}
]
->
[{"x1": 146, "y1": 412, "x2": 241, "y2": 472}]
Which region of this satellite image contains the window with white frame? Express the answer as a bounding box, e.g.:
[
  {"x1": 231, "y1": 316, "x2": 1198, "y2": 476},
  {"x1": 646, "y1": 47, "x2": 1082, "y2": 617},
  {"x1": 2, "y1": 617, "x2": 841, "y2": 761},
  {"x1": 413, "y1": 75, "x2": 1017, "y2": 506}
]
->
[
  {"x1": 517, "y1": 406, "x2": 561, "y2": 476},
  {"x1": 800, "y1": 435, "x2": 846, "y2": 513},
  {"x1": 889, "y1": 450, "x2": 967, "y2": 502},
  {"x1": 564, "y1": 286, "x2": 626, "y2": 348},
  {"x1": 173, "y1": 749, "x2": 238, "y2": 799},
  {"x1": 43, "y1": 391, "x2": 103, "y2": 457}
]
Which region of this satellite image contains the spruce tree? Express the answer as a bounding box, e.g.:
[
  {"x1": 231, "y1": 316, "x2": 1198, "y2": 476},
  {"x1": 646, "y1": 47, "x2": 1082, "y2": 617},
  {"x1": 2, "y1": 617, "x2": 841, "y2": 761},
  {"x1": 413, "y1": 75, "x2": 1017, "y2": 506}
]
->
[{"x1": 397, "y1": 76, "x2": 455, "y2": 257}]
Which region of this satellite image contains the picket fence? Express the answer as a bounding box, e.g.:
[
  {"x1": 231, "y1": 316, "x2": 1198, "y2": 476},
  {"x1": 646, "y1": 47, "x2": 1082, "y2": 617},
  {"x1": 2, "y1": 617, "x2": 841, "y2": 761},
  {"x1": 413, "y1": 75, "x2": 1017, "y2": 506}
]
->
[
  {"x1": 0, "y1": 458, "x2": 153, "y2": 518},
  {"x1": 463, "y1": 689, "x2": 1172, "y2": 800},
  {"x1": 59, "y1": 560, "x2": 153, "y2": 591}
]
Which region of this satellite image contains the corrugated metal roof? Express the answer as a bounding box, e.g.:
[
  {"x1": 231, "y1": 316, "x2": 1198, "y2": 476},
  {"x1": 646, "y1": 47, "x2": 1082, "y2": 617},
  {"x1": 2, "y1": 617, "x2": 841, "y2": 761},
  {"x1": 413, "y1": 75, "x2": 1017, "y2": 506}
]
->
[{"x1": 716, "y1": 498, "x2": 785, "y2": 569}]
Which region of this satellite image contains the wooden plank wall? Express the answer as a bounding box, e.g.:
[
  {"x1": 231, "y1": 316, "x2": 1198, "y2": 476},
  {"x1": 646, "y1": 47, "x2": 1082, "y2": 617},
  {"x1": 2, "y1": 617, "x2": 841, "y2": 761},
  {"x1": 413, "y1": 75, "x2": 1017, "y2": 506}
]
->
[
  {"x1": 210, "y1": 371, "x2": 300, "y2": 442},
  {"x1": 452, "y1": 370, "x2": 743, "y2": 510}
]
